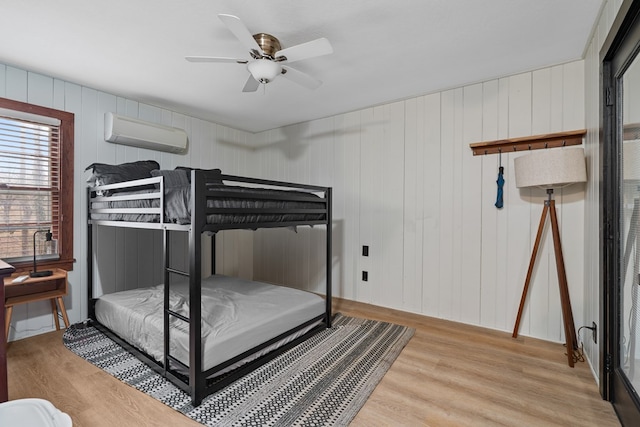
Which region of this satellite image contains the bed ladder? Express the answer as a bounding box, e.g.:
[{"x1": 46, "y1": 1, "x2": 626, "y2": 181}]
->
[{"x1": 162, "y1": 228, "x2": 191, "y2": 377}]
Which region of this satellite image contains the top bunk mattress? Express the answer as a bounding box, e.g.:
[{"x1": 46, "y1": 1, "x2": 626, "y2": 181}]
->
[
  {"x1": 89, "y1": 184, "x2": 326, "y2": 225},
  {"x1": 86, "y1": 162, "x2": 328, "y2": 226},
  {"x1": 94, "y1": 274, "x2": 326, "y2": 372}
]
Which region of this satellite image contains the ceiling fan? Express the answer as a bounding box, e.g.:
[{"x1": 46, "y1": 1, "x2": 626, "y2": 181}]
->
[{"x1": 186, "y1": 14, "x2": 333, "y2": 92}]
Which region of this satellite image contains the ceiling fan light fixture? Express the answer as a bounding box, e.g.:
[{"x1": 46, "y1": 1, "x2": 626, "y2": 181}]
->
[{"x1": 247, "y1": 59, "x2": 282, "y2": 84}]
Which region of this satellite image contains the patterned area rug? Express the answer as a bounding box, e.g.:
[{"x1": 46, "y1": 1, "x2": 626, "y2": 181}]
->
[{"x1": 63, "y1": 314, "x2": 414, "y2": 426}]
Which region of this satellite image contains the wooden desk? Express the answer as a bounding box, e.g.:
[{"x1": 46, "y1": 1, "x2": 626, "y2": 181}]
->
[
  {"x1": 4, "y1": 268, "x2": 70, "y2": 339},
  {"x1": 0, "y1": 260, "x2": 16, "y2": 403}
]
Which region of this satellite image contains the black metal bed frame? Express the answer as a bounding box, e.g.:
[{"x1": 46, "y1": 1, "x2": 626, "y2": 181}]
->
[{"x1": 87, "y1": 170, "x2": 332, "y2": 405}]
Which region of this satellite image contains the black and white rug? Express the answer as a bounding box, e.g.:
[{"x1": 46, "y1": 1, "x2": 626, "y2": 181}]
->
[{"x1": 63, "y1": 314, "x2": 414, "y2": 426}]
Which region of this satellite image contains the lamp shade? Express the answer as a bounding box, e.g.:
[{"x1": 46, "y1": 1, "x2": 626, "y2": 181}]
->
[{"x1": 514, "y1": 147, "x2": 587, "y2": 189}]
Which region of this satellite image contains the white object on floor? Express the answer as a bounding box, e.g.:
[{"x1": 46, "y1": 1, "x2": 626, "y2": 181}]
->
[{"x1": 0, "y1": 398, "x2": 72, "y2": 426}]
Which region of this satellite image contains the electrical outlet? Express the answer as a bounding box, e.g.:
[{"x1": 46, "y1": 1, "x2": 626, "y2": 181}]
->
[
  {"x1": 362, "y1": 245, "x2": 369, "y2": 257},
  {"x1": 362, "y1": 271, "x2": 368, "y2": 281},
  {"x1": 592, "y1": 322, "x2": 597, "y2": 344}
]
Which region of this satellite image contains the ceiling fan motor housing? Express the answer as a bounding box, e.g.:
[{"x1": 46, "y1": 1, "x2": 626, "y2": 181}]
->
[{"x1": 252, "y1": 33, "x2": 282, "y2": 59}]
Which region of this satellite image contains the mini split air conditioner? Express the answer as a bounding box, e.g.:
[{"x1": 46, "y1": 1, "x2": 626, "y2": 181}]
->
[{"x1": 104, "y1": 112, "x2": 188, "y2": 154}]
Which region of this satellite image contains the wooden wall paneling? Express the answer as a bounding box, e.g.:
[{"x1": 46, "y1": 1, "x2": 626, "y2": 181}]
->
[
  {"x1": 403, "y1": 97, "x2": 422, "y2": 313},
  {"x1": 249, "y1": 131, "x2": 264, "y2": 282},
  {"x1": 292, "y1": 123, "x2": 313, "y2": 292},
  {"x1": 257, "y1": 132, "x2": 285, "y2": 286},
  {"x1": 438, "y1": 89, "x2": 457, "y2": 319},
  {"x1": 308, "y1": 118, "x2": 334, "y2": 294},
  {"x1": 0, "y1": 65, "x2": 5, "y2": 97},
  {"x1": 530, "y1": 68, "x2": 558, "y2": 340},
  {"x1": 341, "y1": 111, "x2": 362, "y2": 301},
  {"x1": 479, "y1": 80, "x2": 500, "y2": 329},
  {"x1": 6, "y1": 67, "x2": 27, "y2": 101},
  {"x1": 263, "y1": 130, "x2": 284, "y2": 286},
  {"x1": 64, "y1": 81, "x2": 84, "y2": 320},
  {"x1": 533, "y1": 68, "x2": 553, "y2": 134},
  {"x1": 331, "y1": 115, "x2": 346, "y2": 297},
  {"x1": 332, "y1": 114, "x2": 348, "y2": 299},
  {"x1": 557, "y1": 61, "x2": 587, "y2": 342},
  {"x1": 421, "y1": 93, "x2": 442, "y2": 317},
  {"x1": 369, "y1": 105, "x2": 388, "y2": 306},
  {"x1": 214, "y1": 123, "x2": 229, "y2": 278},
  {"x1": 358, "y1": 107, "x2": 375, "y2": 304},
  {"x1": 411, "y1": 96, "x2": 426, "y2": 313},
  {"x1": 550, "y1": 65, "x2": 565, "y2": 133},
  {"x1": 94, "y1": 92, "x2": 118, "y2": 297},
  {"x1": 378, "y1": 102, "x2": 404, "y2": 309},
  {"x1": 301, "y1": 125, "x2": 314, "y2": 293},
  {"x1": 506, "y1": 73, "x2": 536, "y2": 336},
  {"x1": 460, "y1": 84, "x2": 483, "y2": 325},
  {"x1": 27, "y1": 73, "x2": 54, "y2": 108},
  {"x1": 452, "y1": 88, "x2": 466, "y2": 320},
  {"x1": 222, "y1": 123, "x2": 237, "y2": 280},
  {"x1": 495, "y1": 77, "x2": 511, "y2": 330},
  {"x1": 230, "y1": 127, "x2": 252, "y2": 279}
]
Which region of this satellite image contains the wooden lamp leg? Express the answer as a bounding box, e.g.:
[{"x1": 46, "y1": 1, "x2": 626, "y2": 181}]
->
[
  {"x1": 512, "y1": 189, "x2": 578, "y2": 368},
  {"x1": 549, "y1": 199, "x2": 578, "y2": 367},
  {"x1": 513, "y1": 203, "x2": 549, "y2": 338}
]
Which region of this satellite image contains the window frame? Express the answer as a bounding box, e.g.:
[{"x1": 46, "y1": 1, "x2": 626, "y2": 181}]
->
[{"x1": 0, "y1": 97, "x2": 74, "y2": 272}]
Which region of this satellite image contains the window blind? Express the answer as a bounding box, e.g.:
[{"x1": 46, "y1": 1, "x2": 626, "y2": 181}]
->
[{"x1": 0, "y1": 114, "x2": 60, "y2": 261}]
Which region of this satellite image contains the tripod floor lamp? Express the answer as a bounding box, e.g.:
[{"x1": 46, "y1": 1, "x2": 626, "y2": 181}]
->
[{"x1": 512, "y1": 147, "x2": 587, "y2": 367}]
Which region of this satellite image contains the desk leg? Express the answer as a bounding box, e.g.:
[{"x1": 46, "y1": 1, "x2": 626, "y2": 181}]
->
[
  {"x1": 4, "y1": 307, "x2": 12, "y2": 340},
  {"x1": 51, "y1": 299, "x2": 60, "y2": 330},
  {"x1": 57, "y1": 297, "x2": 70, "y2": 329}
]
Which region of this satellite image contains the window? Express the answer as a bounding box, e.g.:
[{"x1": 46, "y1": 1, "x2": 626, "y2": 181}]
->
[{"x1": 0, "y1": 97, "x2": 74, "y2": 271}]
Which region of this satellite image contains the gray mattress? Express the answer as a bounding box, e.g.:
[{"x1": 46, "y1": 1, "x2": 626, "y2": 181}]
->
[
  {"x1": 94, "y1": 274, "x2": 325, "y2": 372},
  {"x1": 90, "y1": 185, "x2": 326, "y2": 225}
]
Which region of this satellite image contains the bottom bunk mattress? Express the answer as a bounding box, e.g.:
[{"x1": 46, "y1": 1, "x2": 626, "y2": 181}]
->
[{"x1": 94, "y1": 274, "x2": 325, "y2": 373}]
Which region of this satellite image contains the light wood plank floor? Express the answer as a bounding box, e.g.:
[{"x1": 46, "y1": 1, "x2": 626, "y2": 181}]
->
[{"x1": 6, "y1": 298, "x2": 620, "y2": 426}]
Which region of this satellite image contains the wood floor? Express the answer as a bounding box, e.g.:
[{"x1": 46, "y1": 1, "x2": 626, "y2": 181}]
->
[{"x1": 6, "y1": 298, "x2": 620, "y2": 426}]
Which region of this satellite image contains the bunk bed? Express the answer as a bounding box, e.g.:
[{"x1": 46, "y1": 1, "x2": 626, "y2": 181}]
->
[{"x1": 86, "y1": 161, "x2": 332, "y2": 405}]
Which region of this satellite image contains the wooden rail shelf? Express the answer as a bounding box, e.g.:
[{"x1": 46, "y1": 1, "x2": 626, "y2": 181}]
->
[{"x1": 469, "y1": 129, "x2": 586, "y2": 156}]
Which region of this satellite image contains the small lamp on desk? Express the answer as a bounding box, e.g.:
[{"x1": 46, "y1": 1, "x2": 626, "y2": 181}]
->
[
  {"x1": 511, "y1": 147, "x2": 587, "y2": 367},
  {"x1": 30, "y1": 229, "x2": 53, "y2": 278}
]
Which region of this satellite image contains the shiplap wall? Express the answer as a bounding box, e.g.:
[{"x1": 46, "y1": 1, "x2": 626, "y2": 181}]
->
[
  {"x1": 0, "y1": 57, "x2": 593, "y2": 348},
  {"x1": 0, "y1": 64, "x2": 254, "y2": 341},
  {"x1": 251, "y1": 61, "x2": 587, "y2": 343}
]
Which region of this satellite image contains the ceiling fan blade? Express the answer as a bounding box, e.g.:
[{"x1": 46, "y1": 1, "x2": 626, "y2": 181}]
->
[
  {"x1": 242, "y1": 75, "x2": 260, "y2": 92},
  {"x1": 275, "y1": 38, "x2": 333, "y2": 63},
  {"x1": 281, "y1": 65, "x2": 322, "y2": 90},
  {"x1": 218, "y1": 14, "x2": 264, "y2": 56},
  {"x1": 185, "y1": 56, "x2": 248, "y2": 64}
]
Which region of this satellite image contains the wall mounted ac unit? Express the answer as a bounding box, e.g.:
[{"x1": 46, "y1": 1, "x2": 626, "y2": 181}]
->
[{"x1": 104, "y1": 112, "x2": 188, "y2": 154}]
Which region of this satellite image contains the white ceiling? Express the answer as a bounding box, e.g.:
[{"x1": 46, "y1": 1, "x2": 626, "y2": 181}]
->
[{"x1": 1, "y1": 0, "x2": 603, "y2": 133}]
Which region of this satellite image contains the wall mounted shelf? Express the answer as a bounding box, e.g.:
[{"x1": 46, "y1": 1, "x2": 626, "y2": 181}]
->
[{"x1": 469, "y1": 129, "x2": 586, "y2": 156}]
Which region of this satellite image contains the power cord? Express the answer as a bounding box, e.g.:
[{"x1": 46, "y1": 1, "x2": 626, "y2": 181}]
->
[{"x1": 575, "y1": 324, "x2": 597, "y2": 362}]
